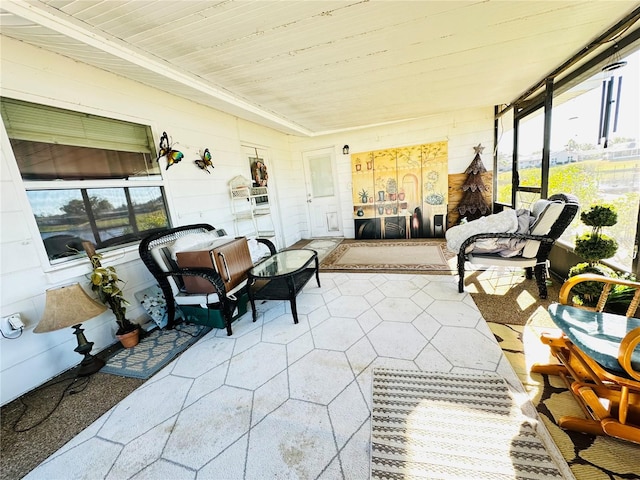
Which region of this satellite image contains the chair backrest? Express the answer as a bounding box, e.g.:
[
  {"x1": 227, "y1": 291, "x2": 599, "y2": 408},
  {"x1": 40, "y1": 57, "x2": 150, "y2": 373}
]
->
[
  {"x1": 521, "y1": 193, "x2": 579, "y2": 258},
  {"x1": 139, "y1": 224, "x2": 223, "y2": 296}
]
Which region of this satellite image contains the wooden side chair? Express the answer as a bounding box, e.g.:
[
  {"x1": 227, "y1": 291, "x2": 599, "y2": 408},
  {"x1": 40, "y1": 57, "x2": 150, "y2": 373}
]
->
[{"x1": 531, "y1": 274, "x2": 640, "y2": 443}]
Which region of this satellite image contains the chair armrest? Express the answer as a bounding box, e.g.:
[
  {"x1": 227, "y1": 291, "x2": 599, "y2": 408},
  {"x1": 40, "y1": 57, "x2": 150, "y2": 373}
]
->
[
  {"x1": 257, "y1": 238, "x2": 276, "y2": 255},
  {"x1": 156, "y1": 267, "x2": 228, "y2": 297},
  {"x1": 619, "y1": 327, "x2": 640, "y2": 381},
  {"x1": 558, "y1": 274, "x2": 640, "y2": 316},
  {"x1": 459, "y1": 232, "x2": 554, "y2": 257}
]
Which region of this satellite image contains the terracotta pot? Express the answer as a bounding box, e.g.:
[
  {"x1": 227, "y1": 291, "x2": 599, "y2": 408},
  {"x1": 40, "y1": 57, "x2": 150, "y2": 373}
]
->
[{"x1": 117, "y1": 329, "x2": 140, "y2": 348}]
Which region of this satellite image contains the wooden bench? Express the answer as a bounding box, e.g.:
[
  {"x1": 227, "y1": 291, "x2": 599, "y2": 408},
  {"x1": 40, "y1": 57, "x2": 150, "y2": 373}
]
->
[{"x1": 531, "y1": 274, "x2": 640, "y2": 443}]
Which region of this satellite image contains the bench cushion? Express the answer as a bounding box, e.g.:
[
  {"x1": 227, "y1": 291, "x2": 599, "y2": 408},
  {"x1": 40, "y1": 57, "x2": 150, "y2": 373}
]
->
[
  {"x1": 521, "y1": 200, "x2": 565, "y2": 257},
  {"x1": 549, "y1": 303, "x2": 640, "y2": 375},
  {"x1": 135, "y1": 284, "x2": 185, "y2": 329}
]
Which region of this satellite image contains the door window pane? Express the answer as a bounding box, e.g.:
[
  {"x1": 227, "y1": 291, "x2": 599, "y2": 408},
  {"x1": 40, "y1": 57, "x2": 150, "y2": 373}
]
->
[
  {"x1": 517, "y1": 109, "x2": 544, "y2": 190},
  {"x1": 496, "y1": 108, "x2": 513, "y2": 205},
  {"x1": 309, "y1": 153, "x2": 335, "y2": 198}
]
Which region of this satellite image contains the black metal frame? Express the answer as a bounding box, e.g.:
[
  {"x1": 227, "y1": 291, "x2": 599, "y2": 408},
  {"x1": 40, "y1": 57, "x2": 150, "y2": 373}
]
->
[{"x1": 247, "y1": 250, "x2": 320, "y2": 325}]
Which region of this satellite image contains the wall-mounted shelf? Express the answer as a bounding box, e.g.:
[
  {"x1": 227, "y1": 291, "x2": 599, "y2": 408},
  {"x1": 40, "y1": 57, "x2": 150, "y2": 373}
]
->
[{"x1": 229, "y1": 176, "x2": 275, "y2": 239}]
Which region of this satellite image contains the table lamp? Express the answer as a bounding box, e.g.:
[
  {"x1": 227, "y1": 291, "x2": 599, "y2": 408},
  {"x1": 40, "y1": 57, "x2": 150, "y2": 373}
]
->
[{"x1": 35, "y1": 283, "x2": 108, "y2": 376}]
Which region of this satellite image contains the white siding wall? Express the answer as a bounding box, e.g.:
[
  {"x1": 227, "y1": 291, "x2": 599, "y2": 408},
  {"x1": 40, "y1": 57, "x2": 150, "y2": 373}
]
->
[
  {"x1": 0, "y1": 37, "x2": 296, "y2": 405},
  {"x1": 0, "y1": 35, "x2": 494, "y2": 405},
  {"x1": 290, "y1": 111, "x2": 494, "y2": 239}
]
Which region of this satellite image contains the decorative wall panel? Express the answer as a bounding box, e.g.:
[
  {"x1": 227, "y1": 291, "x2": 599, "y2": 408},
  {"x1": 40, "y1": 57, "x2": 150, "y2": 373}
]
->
[{"x1": 351, "y1": 141, "x2": 448, "y2": 239}]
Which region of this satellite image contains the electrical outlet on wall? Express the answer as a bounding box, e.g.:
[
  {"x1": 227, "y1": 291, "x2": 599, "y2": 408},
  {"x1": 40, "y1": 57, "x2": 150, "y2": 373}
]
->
[
  {"x1": 8, "y1": 314, "x2": 24, "y2": 330},
  {"x1": 1, "y1": 313, "x2": 25, "y2": 339}
]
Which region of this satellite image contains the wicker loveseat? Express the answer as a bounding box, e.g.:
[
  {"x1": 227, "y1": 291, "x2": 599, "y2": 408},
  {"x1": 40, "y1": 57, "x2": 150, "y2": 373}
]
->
[{"x1": 138, "y1": 224, "x2": 275, "y2": 335}]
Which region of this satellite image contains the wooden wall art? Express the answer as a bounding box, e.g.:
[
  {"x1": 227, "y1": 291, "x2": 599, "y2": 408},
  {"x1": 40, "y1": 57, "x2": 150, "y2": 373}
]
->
[{"x1": 351, "y1": 141, "x2": 448, "y2": 239}]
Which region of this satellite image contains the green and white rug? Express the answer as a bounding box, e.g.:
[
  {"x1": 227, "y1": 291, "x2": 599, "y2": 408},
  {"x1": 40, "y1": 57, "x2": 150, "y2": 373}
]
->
[
  {"x1": 371, "y1": 368, "x2": 568, "y2": 479},
  {"x1": 101, "y1": 323, "x2": 211, "y2": 379}
]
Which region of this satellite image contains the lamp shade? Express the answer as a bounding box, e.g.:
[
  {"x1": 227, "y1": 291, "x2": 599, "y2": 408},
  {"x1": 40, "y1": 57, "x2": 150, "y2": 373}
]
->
[{"x1": 35, "y1": 283, "x2": 107, "y2": 333}]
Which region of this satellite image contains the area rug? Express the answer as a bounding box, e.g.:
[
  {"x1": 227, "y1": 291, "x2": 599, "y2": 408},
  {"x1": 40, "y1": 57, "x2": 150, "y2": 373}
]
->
[
  {"x1": 101, "y1": 323, "x2": 211, "y2": 379},
  {"x1": 300, "y1": 238, "x2": 342, "y2": 262},
  {"x1": 371, "y1": 368, "x2": 567, "y2": 479},
  {"x1": 321, "y1": 239, "x2": 455, "y2": 273},
  {"x1": 488, "y1": 323, "x2": 640, "y2": 478},
  {"x1": 470, "y1": 268, "x2": 562, "y2": 326}
]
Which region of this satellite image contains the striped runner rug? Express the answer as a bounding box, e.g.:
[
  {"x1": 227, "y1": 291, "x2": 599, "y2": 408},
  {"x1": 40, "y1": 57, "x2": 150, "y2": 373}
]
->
[{"x1": 371, "y1": 369, "x2": 568, "y2": 479}]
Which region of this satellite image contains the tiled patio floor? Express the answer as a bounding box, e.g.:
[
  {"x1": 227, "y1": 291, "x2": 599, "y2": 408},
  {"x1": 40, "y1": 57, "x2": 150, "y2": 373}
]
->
[{"x1": 24, "y1": 272, "x2": 568, "y2": 479}]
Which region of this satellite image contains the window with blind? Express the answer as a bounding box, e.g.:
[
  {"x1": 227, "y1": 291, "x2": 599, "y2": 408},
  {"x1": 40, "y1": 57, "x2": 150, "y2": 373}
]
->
[{"x1": 1, "y1": 98, "x2": 170, "y2": 262}]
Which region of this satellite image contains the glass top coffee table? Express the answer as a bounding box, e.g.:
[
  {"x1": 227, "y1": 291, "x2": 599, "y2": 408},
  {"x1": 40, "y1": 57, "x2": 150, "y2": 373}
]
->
[{"x1": 247, "y1": 249, "x2": 320, "y2": 324}]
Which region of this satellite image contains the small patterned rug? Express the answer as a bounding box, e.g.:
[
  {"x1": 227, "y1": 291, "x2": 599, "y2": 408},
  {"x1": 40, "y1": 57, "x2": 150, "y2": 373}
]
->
[
  {"x1": 321, "y1": 239, "x2": 455, "y2": 273},
  {"x1": 371, "y1": 368, "x2": 567, "y2": 479},
  {"x1": 101, "y1": 323, "x2": 211, "y2": 379}
]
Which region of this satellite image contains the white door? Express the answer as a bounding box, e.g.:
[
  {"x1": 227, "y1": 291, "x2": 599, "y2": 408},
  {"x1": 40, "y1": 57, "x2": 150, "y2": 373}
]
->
[{"x1": 303, "y1": 148, "x2": 342, "y2": 238}]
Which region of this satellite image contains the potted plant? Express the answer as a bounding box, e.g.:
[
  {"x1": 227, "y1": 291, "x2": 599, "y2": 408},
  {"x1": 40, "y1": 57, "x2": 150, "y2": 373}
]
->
[
  {"x1": 568, "y1": 204, "x2": 619, "y2": 306},
  {"x1": 88, "y1": 252, "x2": 140, "y2": 347},
  {"x1": 387, "y1": 178, "x2": 398, "y2": 201},
  {"x1": 425, "y1": 192, "x2": 445, "y2": 205},
  {"x1": 375, "y1": 177, "x2": 386, "y2": 202},
  {"x1": 358, "y1": 189, "x2": 369, "y2": 204}
]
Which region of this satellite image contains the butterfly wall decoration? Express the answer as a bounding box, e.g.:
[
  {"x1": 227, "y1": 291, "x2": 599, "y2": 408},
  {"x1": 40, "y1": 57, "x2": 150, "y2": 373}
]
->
[
  {"x1": 195, "y1": 148, "x2": 214, "y2": 173},
  {"x1": 156, "y1": 131, "x2": 184, "y2": 170}
]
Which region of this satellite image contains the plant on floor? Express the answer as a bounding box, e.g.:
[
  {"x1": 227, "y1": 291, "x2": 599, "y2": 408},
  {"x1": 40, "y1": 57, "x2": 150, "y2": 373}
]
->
[
  {"x1": 88, "y1": 252, "x2": 139, "y2": 339},
  {"x1": 568, "y1": 204, "x2": 619, "y2": 306}
]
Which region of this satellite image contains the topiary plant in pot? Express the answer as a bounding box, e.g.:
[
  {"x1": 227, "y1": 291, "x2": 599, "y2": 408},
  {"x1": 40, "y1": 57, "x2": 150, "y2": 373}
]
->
[{"x1": 568, "y1": 204, "x2": 619, "y2": 306}]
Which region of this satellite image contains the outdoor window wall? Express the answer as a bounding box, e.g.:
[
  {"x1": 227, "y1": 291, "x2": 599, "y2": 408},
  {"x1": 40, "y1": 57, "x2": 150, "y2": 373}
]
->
[
  {"x1": 496, "y1": 47, "x2": 640, "y2": 274},
  {"x1": 550, "y1": 50, "x2": 639, "y2": 271},
  {"x1": 1, "y1": 98, "x2": 170, "y2": 263}
]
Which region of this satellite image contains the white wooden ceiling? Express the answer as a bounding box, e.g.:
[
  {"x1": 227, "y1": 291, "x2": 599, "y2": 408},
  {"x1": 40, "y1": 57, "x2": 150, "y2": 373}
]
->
[{"x1": 1, "y1": 1, "x2": 639, "y2": 135}]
